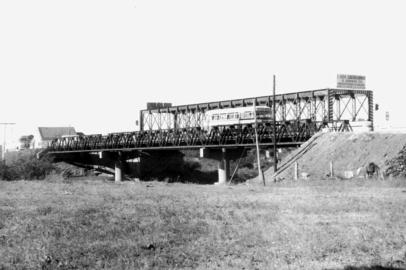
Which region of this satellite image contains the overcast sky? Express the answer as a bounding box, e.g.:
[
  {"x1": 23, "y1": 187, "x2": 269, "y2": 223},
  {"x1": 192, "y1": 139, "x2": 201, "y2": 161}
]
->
[{"x1": 1, "y1": 0, "x2": 405, "y2": 146}]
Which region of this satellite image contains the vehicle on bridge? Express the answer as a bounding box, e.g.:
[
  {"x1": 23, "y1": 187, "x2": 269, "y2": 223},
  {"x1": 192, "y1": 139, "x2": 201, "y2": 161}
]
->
[{"x1": 205, "y1": 106, "x2": 273, "y2": 130}]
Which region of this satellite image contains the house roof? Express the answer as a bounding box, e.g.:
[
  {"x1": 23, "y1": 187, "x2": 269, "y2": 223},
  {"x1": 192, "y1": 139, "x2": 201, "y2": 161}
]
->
[{"x1": 38, "y1": 127, "x2": 77, "y2": 140}]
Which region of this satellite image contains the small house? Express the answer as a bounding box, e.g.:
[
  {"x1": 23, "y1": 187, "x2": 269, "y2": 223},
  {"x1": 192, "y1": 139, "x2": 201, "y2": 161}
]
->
[{"x1": 34, "y1": 127, "x2": 77, "y2": 148}]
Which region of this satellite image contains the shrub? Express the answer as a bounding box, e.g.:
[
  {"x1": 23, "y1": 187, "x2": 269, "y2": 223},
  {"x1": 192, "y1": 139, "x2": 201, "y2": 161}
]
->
[
  {"x1": 0, "y1": 162, "x2": 19, "y2": 180},
  {"x1": 0, "y1": 151, "x2": 54, "y2": 181}
]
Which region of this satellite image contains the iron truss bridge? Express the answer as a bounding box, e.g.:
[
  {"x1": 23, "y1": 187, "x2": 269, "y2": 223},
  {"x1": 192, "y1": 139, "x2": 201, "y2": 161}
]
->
[
  {"x1": 47, "y1": 120, "x2": 351, "y2": 154},
  {"x1": 46, "y1": 88, "x2": 372, "y2": 154},
  {"x1": 140, "y1": 88, "x2": 373, "y2": 131}
]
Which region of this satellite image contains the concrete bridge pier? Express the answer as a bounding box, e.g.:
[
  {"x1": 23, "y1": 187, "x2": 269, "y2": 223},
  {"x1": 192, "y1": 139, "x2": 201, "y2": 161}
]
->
[
  {"x1": 97, "y1": 151, "x2": 124, "y2": 182},
  {"x1": 112, "y1": 151, "x2": 126, "y2": 182},
  {"x1": 115, "y1": 160, "x2": 123, "y2": 182},
  {"x1": 201, "y1": 147, "x2": 244, "y2": 185},
  {"x1": 217, "y1": 148, "x2": 230, "y2": 185}
]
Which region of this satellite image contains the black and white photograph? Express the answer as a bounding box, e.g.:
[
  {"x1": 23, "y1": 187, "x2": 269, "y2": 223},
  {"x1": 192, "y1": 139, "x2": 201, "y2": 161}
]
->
[{"x1": 1, "y1": 0, "x2": 405, "y2": 269}]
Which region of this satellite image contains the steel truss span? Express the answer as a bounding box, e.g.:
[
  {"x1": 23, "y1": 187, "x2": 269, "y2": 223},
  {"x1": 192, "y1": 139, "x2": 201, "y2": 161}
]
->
[
  {"x1": 47, "y1": 120, "x2": 351, "y2": 154},
  {"x1": 140, "y1": 89, "x2": 373, "y2": 131},
  {"x1": 46, "y1": 88, "x2": 371, "y2": 154}
]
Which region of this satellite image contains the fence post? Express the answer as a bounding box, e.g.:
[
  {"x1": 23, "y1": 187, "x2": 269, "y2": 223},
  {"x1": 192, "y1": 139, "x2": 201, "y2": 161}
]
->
[
  {"x1": 330, "y1": 161, "x2": 334, "y2": 178},
  {"x1": 294, "y1": 162, "x2": 298, "y2": 180}
]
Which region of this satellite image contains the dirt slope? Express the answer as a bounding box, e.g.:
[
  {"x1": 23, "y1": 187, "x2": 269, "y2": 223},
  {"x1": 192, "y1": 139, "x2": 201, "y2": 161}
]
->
[{"x1": 261, "y1": 132, "x2": 406, "y2": 181}]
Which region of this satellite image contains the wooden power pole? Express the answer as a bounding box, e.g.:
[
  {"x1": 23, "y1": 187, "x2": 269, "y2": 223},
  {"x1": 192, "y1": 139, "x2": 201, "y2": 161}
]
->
[{"x1": 254, "y1": 103, "x2": 265, "y2": 186}]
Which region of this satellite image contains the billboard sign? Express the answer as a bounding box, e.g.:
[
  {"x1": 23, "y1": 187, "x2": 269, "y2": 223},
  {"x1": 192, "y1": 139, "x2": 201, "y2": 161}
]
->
[{"x1": 337, "y1": 74, "x2": 366, "y2": 89}]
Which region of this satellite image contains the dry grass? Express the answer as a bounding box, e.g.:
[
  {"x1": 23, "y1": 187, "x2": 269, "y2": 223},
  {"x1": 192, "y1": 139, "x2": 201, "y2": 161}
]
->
[{"x1": 0, "y1": 178, "x2": 406, "y2": 269}]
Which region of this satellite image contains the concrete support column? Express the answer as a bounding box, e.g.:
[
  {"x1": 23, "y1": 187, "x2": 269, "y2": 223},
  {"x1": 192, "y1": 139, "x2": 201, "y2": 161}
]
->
[
  {"x1": 218, "y1": 159, "x2": 226, "y2": 184},
  {"x1": 115, "y1": 160, "x2": 122, "y2": 182},
  {"x1": 217, "y1": 148, "x2": 230, "y2": 184}
]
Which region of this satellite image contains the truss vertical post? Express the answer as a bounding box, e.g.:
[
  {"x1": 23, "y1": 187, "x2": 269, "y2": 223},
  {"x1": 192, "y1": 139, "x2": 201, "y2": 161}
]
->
[
  {"x1": 336, "y1": 94, "x2": 341, "y2": 121},
  {"x1": 328, "y1": 89, "x2": 334, "y2": 122},
  {"x1": 281, "y1": 98, "x2": 286, "y2": 121},
  {"x1": 139, "y1": 111, "x2": 144, "y2": 132},
  {"x1": 351, "y1": 94, "x2": 356, "y2": 121},
  {"x1": 157, "y1": 110, "x2": 162, "y2": 130},
  {"x1": 368, "y1": 91, "x2": 374, "y2": 130},
  {"x1": 173, "y1": 112, "x2": 178, "y2": 130},
  {"x1": 296, "y1": 95, "x2": 301, "y2": 120},
  {"x1": 313, "y1": 95, "x2": 317, "y2": 120}
]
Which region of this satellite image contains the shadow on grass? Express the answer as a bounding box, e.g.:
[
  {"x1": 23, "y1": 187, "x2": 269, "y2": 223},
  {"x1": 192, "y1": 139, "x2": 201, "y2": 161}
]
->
[
  {"x1": 141, "y1": 169, "x2": 219, "y2": 185},
  {"x1": 181, "y1": 170, "x2": 218, "y2": 184},
  {"x1": 341, "y1": 265, "x2": 405, "y2": 270},
  {"x1": 130, "y1": 156, "x2": 221, "y2": 184}
]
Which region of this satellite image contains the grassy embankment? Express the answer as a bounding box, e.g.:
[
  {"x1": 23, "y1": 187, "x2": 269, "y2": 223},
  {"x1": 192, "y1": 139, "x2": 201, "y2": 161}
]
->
[{"x1": 1, "y1": 178, "x2": 406, "y2": 269}]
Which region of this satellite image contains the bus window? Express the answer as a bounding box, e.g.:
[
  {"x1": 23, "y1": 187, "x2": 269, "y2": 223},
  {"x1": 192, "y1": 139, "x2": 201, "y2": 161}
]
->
[
  {"x1": 243, "y1": 111, "x2": 254, "y2": 119},
  {"x1": 257, "y1": 110, "x2": 272, "y2": 119},
  {"x1": 255, "y1": 108, "x2": 272, "y2": 119}
]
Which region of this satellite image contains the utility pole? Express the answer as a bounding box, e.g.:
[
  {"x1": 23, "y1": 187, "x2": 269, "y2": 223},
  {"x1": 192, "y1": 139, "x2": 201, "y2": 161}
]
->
[
  {"x1": 273, "y1": 75, "x2": 278, "y2": 181},
  {"x1": 254, "y1": 103, "x2": 265, "y2": 186},
  {"x1": 0, "y1": 122, "x2": 16, "y2": 163}
]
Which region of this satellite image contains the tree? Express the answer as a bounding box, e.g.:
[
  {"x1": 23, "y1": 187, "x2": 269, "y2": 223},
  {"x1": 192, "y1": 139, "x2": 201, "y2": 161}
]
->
[{"x1": 19, "y1": 135, "x2": 34, "y2": 150}]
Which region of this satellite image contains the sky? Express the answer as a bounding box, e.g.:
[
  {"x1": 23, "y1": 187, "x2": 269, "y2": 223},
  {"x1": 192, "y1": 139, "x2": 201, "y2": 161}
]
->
[{"x1": 1, "y1": 0, "x2": 406, "y2": 148}]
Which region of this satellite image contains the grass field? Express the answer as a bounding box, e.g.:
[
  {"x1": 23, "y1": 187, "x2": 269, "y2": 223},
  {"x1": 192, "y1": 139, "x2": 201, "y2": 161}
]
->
[{"x1": 1, "y1": 178, "x2": 406, "y2": 270}]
